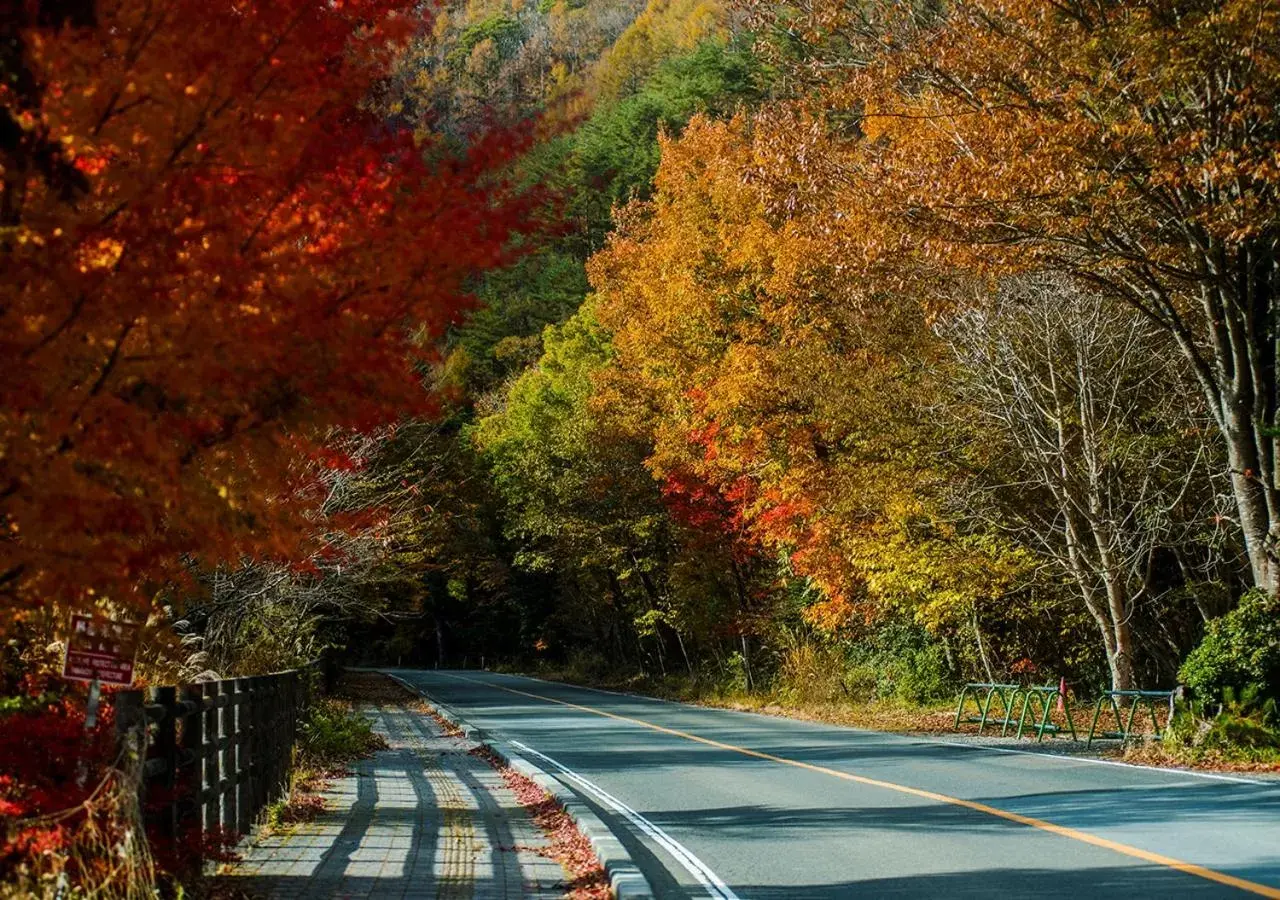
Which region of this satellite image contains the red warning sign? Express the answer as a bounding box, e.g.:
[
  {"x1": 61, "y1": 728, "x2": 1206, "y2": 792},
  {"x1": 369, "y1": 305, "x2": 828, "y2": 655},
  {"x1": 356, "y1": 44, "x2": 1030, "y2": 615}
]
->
[{"x1": 62, "y1": 614, "x2": 140, "y2": 686}]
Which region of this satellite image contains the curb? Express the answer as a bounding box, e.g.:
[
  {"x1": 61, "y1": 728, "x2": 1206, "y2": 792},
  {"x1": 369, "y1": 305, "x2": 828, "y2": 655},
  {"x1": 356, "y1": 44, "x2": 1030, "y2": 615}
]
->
[{"x1": 382, "y1": 672, "x2": 654, "y2": 900}]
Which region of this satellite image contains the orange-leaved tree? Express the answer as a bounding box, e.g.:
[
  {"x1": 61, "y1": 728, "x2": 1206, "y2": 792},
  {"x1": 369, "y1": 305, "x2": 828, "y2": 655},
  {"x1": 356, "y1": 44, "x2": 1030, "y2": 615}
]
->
[
  {"x1": 590, "y1": 116, "x2": 1028, "y2": 632},
  {"x1": 1, "y1": 0, "x2": 531, "y2": 631},
  {"x1": 748, "y1": 0, "x2": 1280, "y2": 592}
]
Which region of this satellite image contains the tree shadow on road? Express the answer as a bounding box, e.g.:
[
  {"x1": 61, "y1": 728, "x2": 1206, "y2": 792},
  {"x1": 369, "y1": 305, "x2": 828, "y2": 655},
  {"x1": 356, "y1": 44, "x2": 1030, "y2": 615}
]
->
[{"x1": 729, "y1": 864, "x2": 1250, "y2": 898}]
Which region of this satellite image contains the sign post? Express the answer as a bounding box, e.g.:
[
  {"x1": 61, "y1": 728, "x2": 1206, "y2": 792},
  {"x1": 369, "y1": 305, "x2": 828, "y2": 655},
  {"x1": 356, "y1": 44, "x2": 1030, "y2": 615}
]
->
[
  {"x1": 63, "y1": 614, "x2": 139, "y2": 787},
  {"x1": 83, "y1": 679, "x2": 102, "y2": 729}
]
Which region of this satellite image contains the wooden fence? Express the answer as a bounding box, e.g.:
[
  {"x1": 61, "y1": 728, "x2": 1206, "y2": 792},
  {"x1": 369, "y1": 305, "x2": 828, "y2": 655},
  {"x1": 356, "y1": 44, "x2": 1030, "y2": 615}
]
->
[{"x1": 113, "y1": 663, "x2": 321, "y2": 855}]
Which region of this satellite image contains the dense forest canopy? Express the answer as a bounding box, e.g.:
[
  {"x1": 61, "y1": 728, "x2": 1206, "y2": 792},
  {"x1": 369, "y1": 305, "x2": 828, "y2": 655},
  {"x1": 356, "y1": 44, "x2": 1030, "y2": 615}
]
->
[{"x1": 4, "y1": 0, "x2": 1280, "y2": 711}]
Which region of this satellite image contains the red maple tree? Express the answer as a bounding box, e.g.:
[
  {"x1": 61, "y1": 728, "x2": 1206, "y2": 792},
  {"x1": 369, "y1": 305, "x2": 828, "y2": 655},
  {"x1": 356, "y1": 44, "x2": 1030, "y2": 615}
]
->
[{"x1": 1, "y1": 0, "x2": 533, "y2": 628}]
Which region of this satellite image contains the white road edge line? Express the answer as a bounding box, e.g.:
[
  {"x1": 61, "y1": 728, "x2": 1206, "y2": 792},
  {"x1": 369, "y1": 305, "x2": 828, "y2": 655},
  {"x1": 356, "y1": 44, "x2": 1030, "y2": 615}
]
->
[
  {"x1": 499, "y1": 672, "x2": 1272, "y2": 787},
  {"x1": 509, "y1": 739, "x2": 740, "y2": 900},
  {"x1": 919, "y1": 738, "x2": 1271, "y2": 785}
]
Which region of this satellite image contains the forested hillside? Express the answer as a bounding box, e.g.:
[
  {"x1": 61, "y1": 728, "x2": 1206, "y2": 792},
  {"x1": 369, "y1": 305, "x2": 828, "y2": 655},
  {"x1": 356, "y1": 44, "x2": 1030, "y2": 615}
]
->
[
  {"x1": 325, "y1": 0, "x2": 1277, "y2": 714},
  {"x1": 6, "y1": 0, "x2": 1280, "y2": 746}
]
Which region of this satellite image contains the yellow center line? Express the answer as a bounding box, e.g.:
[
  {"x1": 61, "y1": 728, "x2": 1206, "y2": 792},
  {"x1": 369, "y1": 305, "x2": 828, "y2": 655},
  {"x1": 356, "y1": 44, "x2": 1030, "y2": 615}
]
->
[{"x1": 440, "y1": 672, "x2": 1280, "y2": 898}]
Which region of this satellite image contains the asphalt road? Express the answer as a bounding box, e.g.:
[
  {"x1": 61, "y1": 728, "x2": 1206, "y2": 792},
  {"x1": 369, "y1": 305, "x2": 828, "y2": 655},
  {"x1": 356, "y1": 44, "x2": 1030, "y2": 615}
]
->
[{"x1": 386, "y1": 669, "x2": 1280, "y2": 899}]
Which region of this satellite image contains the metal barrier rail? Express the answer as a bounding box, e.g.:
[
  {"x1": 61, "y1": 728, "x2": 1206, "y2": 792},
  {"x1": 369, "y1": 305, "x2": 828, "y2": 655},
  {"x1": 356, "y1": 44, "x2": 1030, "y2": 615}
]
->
[
  {"x1": 1085, "y1": 689, "x2": 1174, "y2": 748},
  {"x1": 953, "y1": 683, "x2": 1022, "y2": 735},
  {"x1": 954, "y1": 683, "x2": 1078, "y2": 742},
  {"x1": 1010, "y1": 685, "x2": 1078, "y2": 742}
]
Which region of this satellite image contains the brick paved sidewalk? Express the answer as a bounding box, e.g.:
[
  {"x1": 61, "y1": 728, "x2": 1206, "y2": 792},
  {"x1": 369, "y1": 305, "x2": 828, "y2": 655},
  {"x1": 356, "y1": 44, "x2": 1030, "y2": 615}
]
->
[{"x1": 224, "y1": 704, "x2": 570, "y2": 900}]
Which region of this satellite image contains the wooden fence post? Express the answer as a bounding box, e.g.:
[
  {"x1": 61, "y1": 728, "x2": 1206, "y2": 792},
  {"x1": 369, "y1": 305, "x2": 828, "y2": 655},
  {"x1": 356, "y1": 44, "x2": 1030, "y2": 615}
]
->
[
  {"x1": 218, "y1": 679, "x2": 236, "y2": 833},
  {"x1": 285, "y1": 671, "x2": 299, "y2": 795},
  {"x1": 114, "y1": 689, "x2": 146, "y2": 794},
  {"x1": 203, "y1": 680, "x2": 221, "y2": 836},
  {"x1": 113, "y1": 687, "x2": 147, "y2": 866},
  {"x1": 248, "y1": 675, "x2": 266, "y2": 820},
  {"x1": 150, "y1": 686, "x2": 179, "y2": 847},
  {"x1": 176, "y1": 683, "x2": 204, "y2": 847},
  {"x1": 235, "y1": 678, "x2": 252, "y2": 836}
]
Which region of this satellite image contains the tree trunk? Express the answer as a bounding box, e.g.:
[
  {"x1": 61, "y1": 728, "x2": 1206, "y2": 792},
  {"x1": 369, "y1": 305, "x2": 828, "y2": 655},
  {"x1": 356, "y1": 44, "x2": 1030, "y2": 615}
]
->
[
  {"x1": 1171, "y1": 244, "x2": 1280, "y2": 594},
  {"x1": 676, "y1": 630, "x2": 694, "y2": 675},
  {"x1": 1062, "y1": 512, "x2": 1130, "y2": 690},
  {"x1": 1222, "y1": 403, "x2": 1278, "y2": 593},
  {"x1": 971, "y1": 606, "x2": 995, "y2": 683},
  {"x1": 1108, "y1": 630, "x2": 1136, "y2": 693},
  {"x1": 1093, "y1": 524, "x2": 1138, "y2": 691}
]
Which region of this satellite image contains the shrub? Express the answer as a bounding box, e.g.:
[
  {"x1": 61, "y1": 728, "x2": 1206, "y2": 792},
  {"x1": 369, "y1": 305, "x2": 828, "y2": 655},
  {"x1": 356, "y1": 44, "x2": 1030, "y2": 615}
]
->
[
  {"x1": 894, "y1": 642, "x2": 955, "y2": 704},
  {"x1": 1162, "y1": 685, "x2": 1280, "y2": 762},
  {"x1": 0, "y1": 688, "x2": 157, "y2": 898},
  {"x1": 774, "y1": 641, "x2": 848, "y2": 706},
  {"x1": 1179, "y1": 589, "x2": 1280, "y2": 702},
  {"x1": 297, "y1": 699, "x2": 384, "y2": 771},
  {"x1": 1202, "y1": 686, "x2": 1280, "y2": 749},
  {"x1": 558, "y1": 649, "x2": 615, "y2": 684},
  {"x1": 845, "y1": 621, "x2": 957, "y2": 704}
]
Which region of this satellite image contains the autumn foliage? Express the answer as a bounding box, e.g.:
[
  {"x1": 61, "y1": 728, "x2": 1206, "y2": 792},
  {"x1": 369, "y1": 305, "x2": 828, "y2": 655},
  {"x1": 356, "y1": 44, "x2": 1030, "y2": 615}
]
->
[
  {"x1": 0, "y1": 681, "x2": 138, "y2": 894},
  {"x1": 1, "y1": 0, "x2": 532, "y2": 627},
  {"x1": 463, "y1": 0, "x2": 1279, "y2": 695},
  {"x1": 590, "y1": 117, "x2": 1027, "y2": 632},
  {"x1": 745, "y1": 0, "x2": 1280, "y2": 591},
  {"x1": 156, "y1": 0, "x2": 1279, "y2": 704},
  {"x1": 6, "y1": 0, "x2": 1275, "y2": 768}
]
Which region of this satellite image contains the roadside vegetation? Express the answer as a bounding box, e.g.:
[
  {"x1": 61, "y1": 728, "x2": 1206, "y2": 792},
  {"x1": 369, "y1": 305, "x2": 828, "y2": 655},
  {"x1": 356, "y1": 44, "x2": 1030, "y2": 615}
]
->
[
  {"x1": 260, "y1": 699, "x2": 384, "y2": 834},
  {"x1": 535, "y1": 664, "x2": 959, "y2": 736},
  {"x1": 1139, "y1": 689, "x2": 1280, "y2": 771},
  {"x1": 0, "y1": 680, "x2": 155, "y2": 900}
]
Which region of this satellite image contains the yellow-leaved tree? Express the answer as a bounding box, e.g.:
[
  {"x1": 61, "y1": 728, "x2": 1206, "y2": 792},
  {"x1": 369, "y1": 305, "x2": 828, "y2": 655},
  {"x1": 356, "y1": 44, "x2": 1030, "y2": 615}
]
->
[
  {"x1": 747, "y1": 0, "x2": 1280, "y2": 595},
  {"x1": 589, "y1": 115, "x2": 1030, "y2": 634}
]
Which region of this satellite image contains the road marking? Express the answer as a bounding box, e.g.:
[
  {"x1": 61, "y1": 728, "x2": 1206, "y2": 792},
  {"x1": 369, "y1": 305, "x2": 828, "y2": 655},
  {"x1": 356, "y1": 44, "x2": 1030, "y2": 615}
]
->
[
  {"x1": 437, "y1": 672, "x2": 1280, "y2": 899},
  {"x1": 512, "y1": 672, "x2": 1272, "y2": 786},
  {"x1": 922, "y1": 737, "x2": 1270, "y2": 785},
  {"x1": 510, "y1": 740, "x2": 739, "y2": 900}
]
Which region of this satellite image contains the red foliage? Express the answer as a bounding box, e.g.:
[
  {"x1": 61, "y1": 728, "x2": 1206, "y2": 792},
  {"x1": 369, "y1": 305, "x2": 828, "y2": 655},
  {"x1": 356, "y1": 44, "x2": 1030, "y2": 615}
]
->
[
  {"x1": 469, "y1": 747, "x2": 610, "y2": 900},
  {"x1": 0, "y1": 683, "x2": 118, "y2": 880},
  {"x1": 660, "y1": 468, "x2": 735, "y2": 532},
  {"x1": 0, "y1": 691, "x2": 115, "y2": 819},
  {"x1": 0, "y1": 680, "x2": 246, "y2": 887},
  {"x1": 1, "y1": 0, "x2": 538, "y2": 627},
  {"x1": 660, "y1": 467, "x2": 763, "y2": 572}
]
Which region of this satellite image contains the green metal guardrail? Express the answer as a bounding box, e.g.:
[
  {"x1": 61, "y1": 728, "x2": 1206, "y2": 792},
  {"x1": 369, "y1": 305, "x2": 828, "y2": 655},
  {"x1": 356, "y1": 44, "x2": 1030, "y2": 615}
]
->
[
  {"x1": 954, "y1": 683, "x2": 1078, "y2": 742},
  {"x1": 1011, "y1": 684, "x2": 1078, "y2": 742},
  {"x1": 953, "y1": 683, "x2": 1022, "y2": 735},
  {"x1": 1086, "y1": 689, "x2": 1175, "y2": 748}
]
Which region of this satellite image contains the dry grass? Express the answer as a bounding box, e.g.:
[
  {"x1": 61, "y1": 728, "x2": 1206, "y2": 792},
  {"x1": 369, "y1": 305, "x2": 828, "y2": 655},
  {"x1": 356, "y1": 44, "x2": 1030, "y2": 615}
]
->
[
  {"x1": 701, "y1": 693, "x2": 959, "y2": 733},
  {"x1": 332, "y1": 671, "x2": 419, "y2": 704},
  {"x1": 1120, "y1": 742, "x2": 1280, "y2": 774},
  {"x1": 0, "y1": 741, "x2": 161, "y2": 900},
  {"x1": 534, "y1": 667, "x2": 960, "y2": 735}
]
